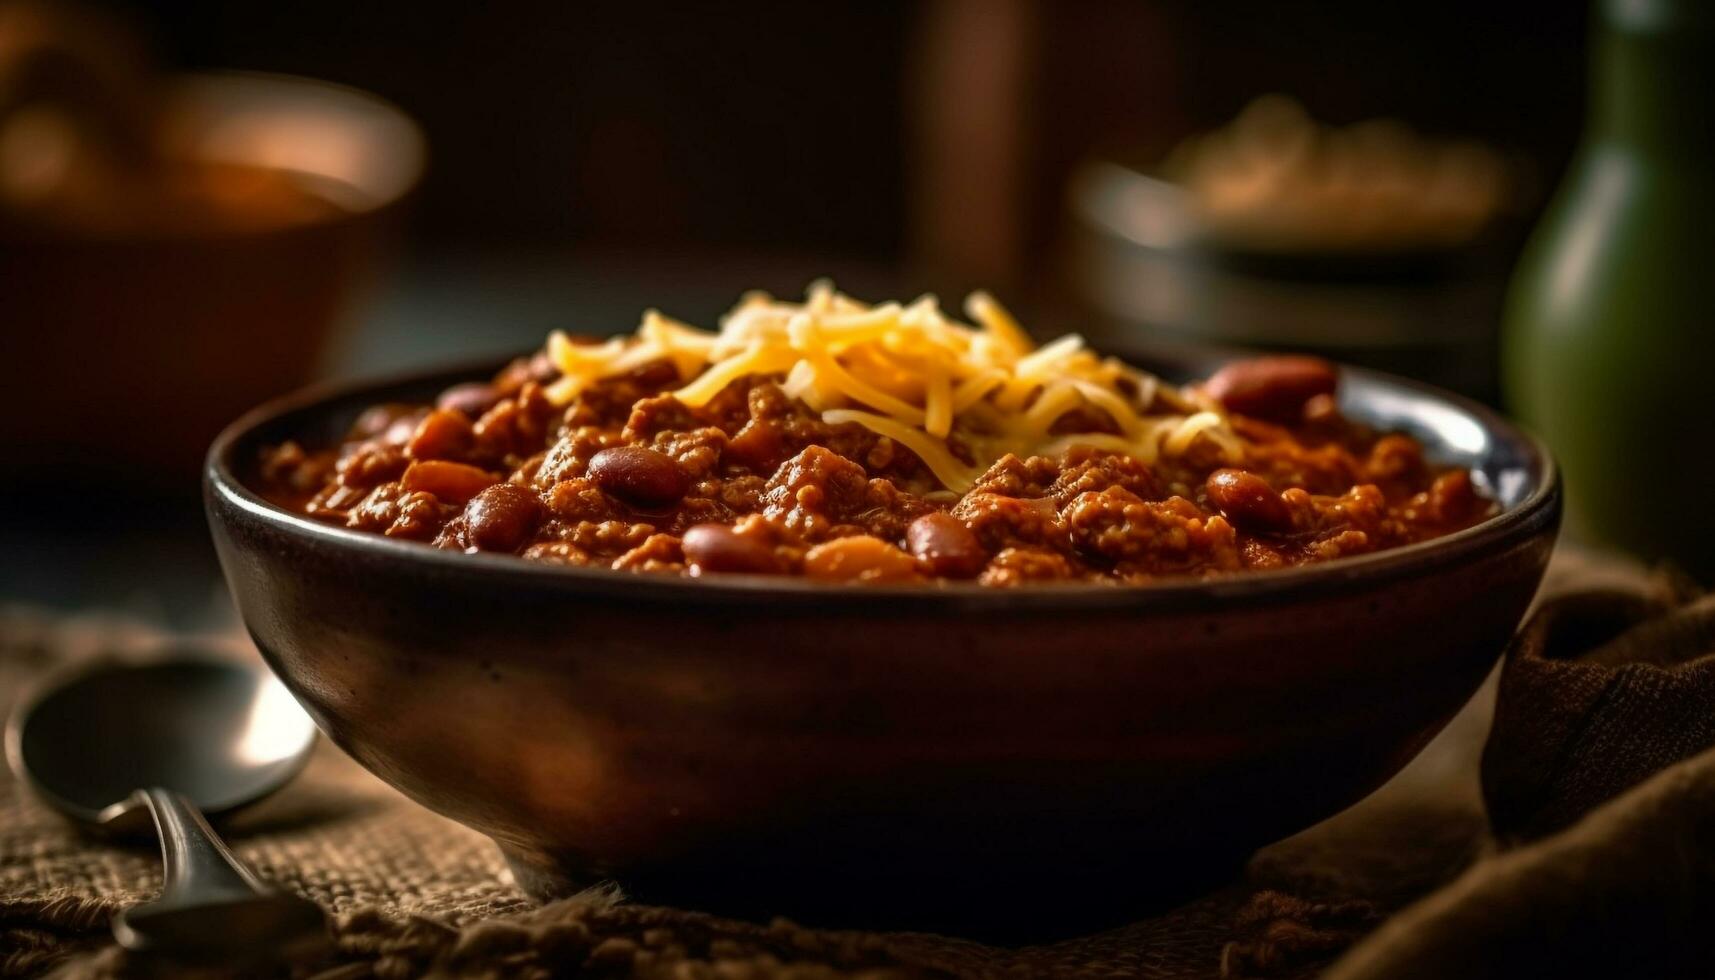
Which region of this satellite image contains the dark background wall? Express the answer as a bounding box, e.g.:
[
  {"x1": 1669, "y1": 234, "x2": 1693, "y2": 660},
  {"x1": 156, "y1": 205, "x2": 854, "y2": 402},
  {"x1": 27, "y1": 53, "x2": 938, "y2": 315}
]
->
[
  {"x1": 0, "y1": 0, "x2": 1592, "y2": 617},
  {"x1": 108, "y1": 0, "x2": 1586, "y2": 276}
]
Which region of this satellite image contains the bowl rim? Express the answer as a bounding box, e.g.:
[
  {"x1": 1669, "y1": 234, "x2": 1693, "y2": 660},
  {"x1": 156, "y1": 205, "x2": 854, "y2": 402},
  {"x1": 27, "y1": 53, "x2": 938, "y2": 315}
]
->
[
  {"x1": 166, "y1": 69, "x2": 428, "y2": 217},
  {"x1": 205, "y1": 354, "x2": 1560, "y2": 613},
  {"x1": 1, "y1": 69, "x2": 427, "y2": 248}
]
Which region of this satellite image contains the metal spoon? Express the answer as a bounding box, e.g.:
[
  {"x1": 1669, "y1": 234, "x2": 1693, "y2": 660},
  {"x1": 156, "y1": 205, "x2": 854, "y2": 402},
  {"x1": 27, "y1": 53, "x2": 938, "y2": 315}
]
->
[{"x1": 5, "y1": 656, "x2": 327, "y2": 962}]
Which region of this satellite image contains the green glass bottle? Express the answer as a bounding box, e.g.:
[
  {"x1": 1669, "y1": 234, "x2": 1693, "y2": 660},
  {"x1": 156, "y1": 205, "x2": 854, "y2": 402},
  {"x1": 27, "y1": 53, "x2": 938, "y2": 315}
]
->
[{"x1": 1502, "y1": 0, "x2": 1715, "y2": 579}]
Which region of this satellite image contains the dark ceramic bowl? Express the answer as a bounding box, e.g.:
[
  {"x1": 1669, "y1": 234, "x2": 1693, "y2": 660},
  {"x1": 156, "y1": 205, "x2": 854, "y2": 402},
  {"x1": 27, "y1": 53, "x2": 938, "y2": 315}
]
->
[{"x1": 206, "y1": 355, "x2": 1559, "y2": 938}]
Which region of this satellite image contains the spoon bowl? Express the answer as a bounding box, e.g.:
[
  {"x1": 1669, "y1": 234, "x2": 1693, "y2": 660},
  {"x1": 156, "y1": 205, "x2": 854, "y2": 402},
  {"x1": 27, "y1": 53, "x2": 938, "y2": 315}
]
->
[
  {"x1": 6, "y1": 655, "x2": 326, "y2": 960},
  {"x1": 8, "y1": 658, "x2": 317, "y2": 824}
]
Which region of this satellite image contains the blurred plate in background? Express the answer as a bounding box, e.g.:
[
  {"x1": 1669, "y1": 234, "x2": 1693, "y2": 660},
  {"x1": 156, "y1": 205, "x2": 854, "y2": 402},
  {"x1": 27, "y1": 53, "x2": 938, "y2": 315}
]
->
[
  {"x1": 1060, "y1": 95, "x2": 1530, "y2": 405},
  {"x1": 1063, "y1": 160, "x2": 1520, "y2": 403}
]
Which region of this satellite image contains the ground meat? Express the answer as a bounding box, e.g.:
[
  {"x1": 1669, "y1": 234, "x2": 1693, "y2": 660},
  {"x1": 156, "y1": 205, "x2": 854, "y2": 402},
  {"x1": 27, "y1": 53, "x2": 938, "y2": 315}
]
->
[
  {"x1": 1366, "y1": 434, "x2": 1426, "y2": 486},
  {"x1": 624, "y1": 393, "x2": 708, "y2": 442},
  {"x1": 979, "y1": 547, "x2": 1076, "y2": 587},
  {"x1": 560, "y1": 520, "x2": 655, "y2": 558},
  {"x1": 520, "y1": 540, "x2": 590, "y2": 565},
  {"x1": 612, "y1": 533, "x2": 685, "y2": 574},
  {"x1": 345, "y1": 483, "x2": 456, "y2": 541},
  {"x1": 1050, "y1": 449, "x2": 1159, "y2": 506},
  {"x1": 651, "y1": 426, "x2": 728, "y2": 478},
  {"x1": 966, "y1": 454, "x2": 1061, "y2": 499},
  {"x1": 851, "y1": 477, "x2": 935, "y2": 542},
  {"x1": 255, "y1": 354, "x2": 1496, "y2": 584},
  {"x1": 760, "y1": 446, "x2": 875, "y2": 540},
  {"x1": 471, "y1": 383, "x2": 557, "y2": 462},
  {"x1": 1066, "y1": 487, "x2": 1241, "y2": 575},
  {"x1": 708, "y1": 474, "x2": 766, "y2": 514},
  {"x1": 739, "y1": 383, "x2": 910, "y2": 482},
  {"x1": 257, "y1": 441, "x2": 332, "y2": 499},
  {"x1": 534, "y1": 428, "x2": 617, "y2": 486},
  {"x1": 952, "y1": 492, "x2": 1063, "y2": 552},
  {"x1": 337, "y1": 444, "x2": 410, "y2": 489}
]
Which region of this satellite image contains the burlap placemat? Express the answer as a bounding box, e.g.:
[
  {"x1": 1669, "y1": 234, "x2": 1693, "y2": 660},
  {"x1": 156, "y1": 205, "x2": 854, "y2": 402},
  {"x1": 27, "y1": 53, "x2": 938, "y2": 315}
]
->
[{"x1": 0, "y1": 551, "x2": 1657, "y2": 979}]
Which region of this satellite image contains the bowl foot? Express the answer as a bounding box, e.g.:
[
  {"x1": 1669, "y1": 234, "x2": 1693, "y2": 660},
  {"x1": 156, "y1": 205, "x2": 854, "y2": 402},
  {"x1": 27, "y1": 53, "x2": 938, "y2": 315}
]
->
[{"x1": 501, "y1": 846, "x2": 617, "y2": 902}]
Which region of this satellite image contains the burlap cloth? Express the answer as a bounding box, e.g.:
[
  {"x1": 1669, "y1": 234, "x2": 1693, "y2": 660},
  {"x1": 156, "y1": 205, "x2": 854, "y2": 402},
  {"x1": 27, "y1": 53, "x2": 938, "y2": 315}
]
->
[{"x1": 4, "y1": 550, "x2": 1711, "y2": 979}]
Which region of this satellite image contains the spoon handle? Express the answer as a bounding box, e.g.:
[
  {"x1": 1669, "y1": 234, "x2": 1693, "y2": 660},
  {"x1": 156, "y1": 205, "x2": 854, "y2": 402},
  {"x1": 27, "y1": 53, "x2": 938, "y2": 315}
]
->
[{"x1": 136, "y1": 787, "x2": 270, "y2": 904}]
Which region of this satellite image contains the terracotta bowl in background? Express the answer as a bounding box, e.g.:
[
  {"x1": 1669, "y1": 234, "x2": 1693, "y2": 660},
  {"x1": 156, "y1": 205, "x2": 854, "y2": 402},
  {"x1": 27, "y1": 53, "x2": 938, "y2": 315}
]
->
[
  {"x1": 205, "y1": 354, "x2": 1558, "y2": 939},
  {"x1": 1, "y1": 71, "x2": 424, "y2": 485}
]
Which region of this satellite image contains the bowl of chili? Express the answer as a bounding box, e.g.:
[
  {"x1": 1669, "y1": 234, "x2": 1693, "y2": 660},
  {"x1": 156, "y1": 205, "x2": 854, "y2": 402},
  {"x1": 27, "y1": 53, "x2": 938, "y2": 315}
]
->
[{"x1": 205, "y1": 311, "x2": 1557, "y2": 937}]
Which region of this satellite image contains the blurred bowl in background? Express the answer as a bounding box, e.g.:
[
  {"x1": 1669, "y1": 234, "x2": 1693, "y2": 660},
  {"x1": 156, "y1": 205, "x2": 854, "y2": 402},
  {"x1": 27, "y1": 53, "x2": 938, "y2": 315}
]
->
[
  {"x1": 1062, "y1": 158, "x2": 1524, "y2": 404},
  {"x1": 0, "y1": 70, "x2": 424, "y2": 486}
]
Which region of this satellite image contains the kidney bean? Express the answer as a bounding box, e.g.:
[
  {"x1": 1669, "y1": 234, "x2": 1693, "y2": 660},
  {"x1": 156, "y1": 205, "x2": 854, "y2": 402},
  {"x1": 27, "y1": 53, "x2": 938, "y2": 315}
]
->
[
  {"x1": 407, "y1": 409, "x2": 475, "y2": 461},
  {"x1": 437, "y1": 382, "x2": 501, "y2": 419},
  {"x1": 1206, "y1": 468, "x2": 1292, "y2": 532},
  {"x1": 587, "y1": 446, "x2": 690, "y2": 509},
  {"x1": 803, "y1": 535, "x2": 922, "y2": 583},
  {"x1": 681, "y1": 524, "x2": 784, "y2": 575},
  {"x1": 464, "y1": 483, "x2": 541, "y2": 552},
  {"x1": 905, "y1": 512, "x2": 987, "y2": 578},
  {"x1": 401, "y1": 460, "x2": 497, "y2": 505},
  {"x1": 1205, "y1": 356, "x2": 1337, "y2": 423}
]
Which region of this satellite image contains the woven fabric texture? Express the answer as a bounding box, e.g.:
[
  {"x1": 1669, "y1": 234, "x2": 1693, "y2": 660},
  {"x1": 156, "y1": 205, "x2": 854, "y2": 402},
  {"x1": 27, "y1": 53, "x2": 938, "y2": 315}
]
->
[{"x1": 1327, "y1": 574, "x2": 1715, "y2": 980}]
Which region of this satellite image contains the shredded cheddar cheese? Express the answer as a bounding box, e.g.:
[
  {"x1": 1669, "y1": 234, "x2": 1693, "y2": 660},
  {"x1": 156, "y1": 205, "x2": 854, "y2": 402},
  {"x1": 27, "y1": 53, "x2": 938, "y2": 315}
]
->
[{"x1": 543, "y1": 285, "x2": 1242, "y2": 493}]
